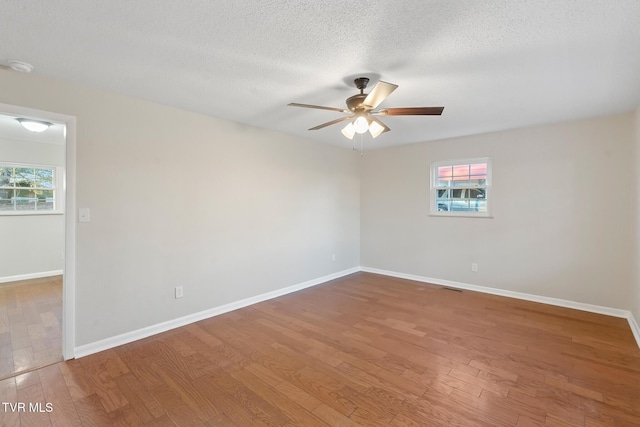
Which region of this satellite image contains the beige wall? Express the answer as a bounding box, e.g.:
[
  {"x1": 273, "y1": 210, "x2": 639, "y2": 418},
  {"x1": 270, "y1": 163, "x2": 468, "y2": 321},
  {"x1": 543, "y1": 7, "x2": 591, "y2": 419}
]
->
[
  {"x1": 634, "y1": 107, "x2": 640, "y2": 323},
  {"x1": 0, "y1": 137, "x2": 65, "y2": 165},
  {"x1": 0, "y1": 215, "x2": 63, "y2": 278},
  {"x1": 0, "y1": 137, "x2": 64, "y2": 279},
  {"x1": 0, "y1": 70, "x2": 360, "y2": 346},
  {"x1": 361, "y1": 114, "x2": 635, "y2": 310},
  {"x1": 1, "y1": 66, "x2": 636, "y2": 349}
]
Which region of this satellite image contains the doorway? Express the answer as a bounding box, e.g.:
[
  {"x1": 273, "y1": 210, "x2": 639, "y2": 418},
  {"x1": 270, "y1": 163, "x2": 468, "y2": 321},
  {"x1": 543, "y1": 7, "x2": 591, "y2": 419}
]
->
[{"x1": 0, "y1": 102, "x2": 76, "y2": 379}]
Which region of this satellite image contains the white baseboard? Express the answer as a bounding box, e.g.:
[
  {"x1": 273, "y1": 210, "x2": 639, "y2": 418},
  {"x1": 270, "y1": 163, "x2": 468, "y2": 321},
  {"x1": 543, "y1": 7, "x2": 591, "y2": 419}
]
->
[
  {"x1": 628, "y1": 312, "x2": 640, "y2": 350},
  {"x1": 360, "y1": 267, "x2": 631, "y2": 318},
  {"x1": 74, "y1": 267, "x2": 359, "y2": 358},
  {"x1": 73, "y1": 266, "x2": 640, "y2": 358},
  {"x1": 0, "y1": 270, "x2": 63, "y2": 284},
  {"x1": 361, "y1": 266, "x2": 640, "y2": 350}
]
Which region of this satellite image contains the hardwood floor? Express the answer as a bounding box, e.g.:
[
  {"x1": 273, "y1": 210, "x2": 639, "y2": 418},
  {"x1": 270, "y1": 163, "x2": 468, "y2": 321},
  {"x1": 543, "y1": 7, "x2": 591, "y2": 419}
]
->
[
  {"x1": 0, "y1": 276, "x2": 62, "y2": 380},
  {"x1": 1, "y1": 272, "x2": 639, "y2": 426}
]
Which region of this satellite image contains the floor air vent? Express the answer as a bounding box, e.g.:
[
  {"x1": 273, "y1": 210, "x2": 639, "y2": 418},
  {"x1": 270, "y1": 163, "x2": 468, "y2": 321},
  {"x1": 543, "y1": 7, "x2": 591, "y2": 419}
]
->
[{"x1": 442, "y1": 287, "x2": 463, "y2": 292}]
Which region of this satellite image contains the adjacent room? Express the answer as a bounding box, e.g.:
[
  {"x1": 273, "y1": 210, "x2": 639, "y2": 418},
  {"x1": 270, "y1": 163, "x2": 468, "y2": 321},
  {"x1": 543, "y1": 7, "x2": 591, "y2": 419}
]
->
[
  {"x1": 0, "y1": 0, "x2": 639, "y2": 425},
  {"x1": 0, "y1": 114, "x2": 65, "y2": 378}
]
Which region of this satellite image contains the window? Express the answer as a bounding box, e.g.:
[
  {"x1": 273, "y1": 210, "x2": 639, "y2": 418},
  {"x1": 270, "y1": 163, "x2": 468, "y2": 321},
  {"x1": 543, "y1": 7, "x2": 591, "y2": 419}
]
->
[
  {"x1": 430, "y1": 158, "x2": 491, "y2": 217},
  {"x1": 0, "y1": 163, "x2": 63, "y2": 214}
]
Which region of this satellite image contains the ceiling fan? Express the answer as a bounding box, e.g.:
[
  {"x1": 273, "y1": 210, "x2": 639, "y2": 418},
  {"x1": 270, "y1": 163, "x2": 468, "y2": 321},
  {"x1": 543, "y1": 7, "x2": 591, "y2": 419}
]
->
[{"x1": 288, "y1": 77, "x2": 444, "y2": 139}]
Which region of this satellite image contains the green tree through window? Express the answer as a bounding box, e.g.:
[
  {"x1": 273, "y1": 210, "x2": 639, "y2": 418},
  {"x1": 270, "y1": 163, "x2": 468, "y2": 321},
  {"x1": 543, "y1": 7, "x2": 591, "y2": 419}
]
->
[{"x1": 0, "y1": 164, "x2": 57, "y2": 212}]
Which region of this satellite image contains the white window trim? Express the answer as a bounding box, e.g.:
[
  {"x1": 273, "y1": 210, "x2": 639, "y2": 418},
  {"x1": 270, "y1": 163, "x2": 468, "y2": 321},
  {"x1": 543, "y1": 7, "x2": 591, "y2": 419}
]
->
[
  {"x1": 0, "y1": 161, "x2": 65, "y2": 216},
  {"x1": 429, "y1": 157, "x2": 493, "y2": 218}
]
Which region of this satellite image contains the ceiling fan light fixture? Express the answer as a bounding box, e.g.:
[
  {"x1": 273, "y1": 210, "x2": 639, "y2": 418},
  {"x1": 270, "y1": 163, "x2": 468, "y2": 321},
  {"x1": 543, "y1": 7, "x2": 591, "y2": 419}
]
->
[
  {"x1": 287, "y1": 77, "x2": 444, "y2": 141},
  {"x1": 353, "y1": 116, "x2": 369, "y2": 134},
  {"x1": 368, "y1": 120, "x2": 385, "y2": 138},
  {"x1": 341, "y1": 122, "x2": 355, "y2": 139},
  {"x1": 16, "y1": 118, "x2": 52, "y2": 132}
]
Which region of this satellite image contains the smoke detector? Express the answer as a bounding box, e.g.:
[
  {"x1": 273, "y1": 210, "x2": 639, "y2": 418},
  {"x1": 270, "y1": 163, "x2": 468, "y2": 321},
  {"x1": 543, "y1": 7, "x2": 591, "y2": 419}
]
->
[{"x1": 8, "y1": 60, "x2": 34, "y2": 73}]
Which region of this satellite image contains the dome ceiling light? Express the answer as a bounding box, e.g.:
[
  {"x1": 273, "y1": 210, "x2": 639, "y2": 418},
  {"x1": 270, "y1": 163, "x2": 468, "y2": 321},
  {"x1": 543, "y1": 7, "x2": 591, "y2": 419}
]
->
[
  {"x1": 8, "y1": 60, "x2": 34, "y2": 73},
  {"x1": 16, "y1": 118, "x2": 53, "y2": 132}
]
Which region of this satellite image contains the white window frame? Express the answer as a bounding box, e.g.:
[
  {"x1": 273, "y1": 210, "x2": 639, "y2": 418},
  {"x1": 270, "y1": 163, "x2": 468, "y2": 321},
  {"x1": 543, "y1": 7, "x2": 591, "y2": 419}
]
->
[
  {"x1": 429, "y1": 157, "x2": 492, "y2": 218},
  {"x1": 0, "y1": 161, "x2": 65, "y2": 216}
]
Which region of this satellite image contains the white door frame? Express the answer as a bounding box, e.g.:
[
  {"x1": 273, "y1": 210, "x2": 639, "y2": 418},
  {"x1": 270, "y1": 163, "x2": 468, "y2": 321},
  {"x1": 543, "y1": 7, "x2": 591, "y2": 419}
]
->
[{"x1": 0, "y1": 102, "x2": 76, "y2": 359}]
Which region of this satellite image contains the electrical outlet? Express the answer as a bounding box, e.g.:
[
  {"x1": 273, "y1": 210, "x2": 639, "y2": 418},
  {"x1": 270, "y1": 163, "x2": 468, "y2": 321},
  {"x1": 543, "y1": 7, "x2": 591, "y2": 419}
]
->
[
  {"x1": 332, "y1": 253, "x2": 336, "y2": 262},
  {"x1": 471, "y1": 263, "x2": 478, "y2": 272},
  {"x1": 175, "y1": 286, "x2": 184, "y2": 299}
]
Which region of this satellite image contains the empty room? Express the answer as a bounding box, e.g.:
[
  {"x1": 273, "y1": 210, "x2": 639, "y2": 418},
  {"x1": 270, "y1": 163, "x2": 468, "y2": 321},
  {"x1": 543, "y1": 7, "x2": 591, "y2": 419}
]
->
[{"x1": 1, "y1": 1, "x2": 639, "y2": 426}]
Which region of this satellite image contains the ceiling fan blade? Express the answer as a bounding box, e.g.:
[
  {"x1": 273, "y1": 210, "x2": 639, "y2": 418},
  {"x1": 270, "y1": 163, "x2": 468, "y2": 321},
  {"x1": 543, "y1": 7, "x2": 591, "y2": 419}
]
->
[
  {"x1": 362, "y1": 81, "x2": 398, "y2": 109},
  {"x1": 378, "y1": 107, "x2": 444, "y2": 116},
  {"x1": 309, "y1": 116, "x2": 353, "y2": 130},
  {"x1": 288, "y1": 103, "x2": 348, "y2": 113}
]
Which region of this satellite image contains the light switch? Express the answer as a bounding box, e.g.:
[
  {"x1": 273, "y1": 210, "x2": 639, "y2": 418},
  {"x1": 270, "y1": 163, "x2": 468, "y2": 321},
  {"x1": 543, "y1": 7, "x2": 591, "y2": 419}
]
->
[{"x1": 78, "y1": 208, "x2": 91, "y2": 223}]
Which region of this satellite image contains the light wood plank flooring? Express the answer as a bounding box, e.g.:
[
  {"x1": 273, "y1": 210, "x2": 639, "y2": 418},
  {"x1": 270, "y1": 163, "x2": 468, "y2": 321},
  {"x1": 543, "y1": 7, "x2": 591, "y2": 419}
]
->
[
  {"x1": 1, "y1": 272, "x2": 639, "y2": 426},
  {"x1": 0, "y1": 276, "x2": 62, "y2": 380}
]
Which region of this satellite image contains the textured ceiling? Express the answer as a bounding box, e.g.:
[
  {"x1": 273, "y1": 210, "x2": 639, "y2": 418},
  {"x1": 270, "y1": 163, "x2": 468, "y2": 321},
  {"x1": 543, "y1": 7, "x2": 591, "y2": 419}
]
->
[{"x1": 1, "y1": 0, "x2": 640, "y2": 149}]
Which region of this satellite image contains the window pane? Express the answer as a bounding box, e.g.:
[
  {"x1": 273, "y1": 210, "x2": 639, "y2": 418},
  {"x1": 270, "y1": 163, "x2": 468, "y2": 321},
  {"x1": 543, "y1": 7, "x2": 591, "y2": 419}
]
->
[
  {"x1": 15, "y1": 187, "x2": 35, "y2": 197},
  {"x1": 437, "y1": 166, "x2": 453, "y2": 179},
  {"x1": 13, "y1": 168, "x2": 34, "y2": 187},
  {"x1": 35, "y1": 190, "x2": 54, "y2": 210},
  {"x1": 0, "y1": 189, "x2": 13, "y2": 210},
  {"x1": 0, "y1": 167, "x2": 11, "y2": 187},
  {"x1": 35, "y1": 168, "x2": 54, "y2": 189},
  {"x1": 452, "y1": 165, "x2": 469, "y2": 177},
  {"x1": 436, "y1": 166, "x2": 452, "y2": 187},
  {"x1": 13, "y1": 190, "x2": 36, "y2": 210},
  {"x1": 468, "y1": 188, "x2": 486, "y2": 199},
  {"x1": 469, "y1": 163, "x2": 487, "y2": 177},
  {"x1": 450, "y1": 200, "x2": 470, "y2": 211},
  {"x1": 469, "y1": 178, "x2": 486, "y2": 186},
  {"x1": 451, "y1": 179, "x2": 470, "y2": 187}
]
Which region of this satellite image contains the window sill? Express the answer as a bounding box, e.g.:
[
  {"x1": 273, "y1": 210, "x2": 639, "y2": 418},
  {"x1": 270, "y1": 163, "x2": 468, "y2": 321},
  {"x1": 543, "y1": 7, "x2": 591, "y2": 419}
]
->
[
  {"x1": 0, "y1": 211, "x2": 64, "y2": 217},
  {"x1": 429, "y1": 213, "x2": 494, "y2": 219}
]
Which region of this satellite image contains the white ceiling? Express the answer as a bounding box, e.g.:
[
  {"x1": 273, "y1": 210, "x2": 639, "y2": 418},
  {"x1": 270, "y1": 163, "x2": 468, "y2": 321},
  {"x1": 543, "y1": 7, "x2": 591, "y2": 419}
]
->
[{"x1": 1, "y1": 0, "x2": 640, "y2": 149}]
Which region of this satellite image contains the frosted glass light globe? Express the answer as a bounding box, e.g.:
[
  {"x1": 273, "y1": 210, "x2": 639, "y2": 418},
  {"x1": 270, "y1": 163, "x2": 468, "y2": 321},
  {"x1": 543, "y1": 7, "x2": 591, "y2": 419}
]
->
[{"x1": 353, "y1": 116, "x2": 369, "y2": 134}]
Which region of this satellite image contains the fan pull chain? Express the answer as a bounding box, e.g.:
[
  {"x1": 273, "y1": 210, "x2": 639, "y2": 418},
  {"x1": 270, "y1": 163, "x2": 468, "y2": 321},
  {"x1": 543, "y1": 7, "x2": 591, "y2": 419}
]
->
[{"x1": 352, "y1": 134, "x2": 364, "y2": 155}]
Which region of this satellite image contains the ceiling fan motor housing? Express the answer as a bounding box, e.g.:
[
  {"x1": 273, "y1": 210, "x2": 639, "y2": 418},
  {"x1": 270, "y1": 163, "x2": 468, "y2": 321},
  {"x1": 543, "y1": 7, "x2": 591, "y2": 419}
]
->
[
  {"x1": 354, "y1": 77, "x2": 369, "y2": 91},
  {"x1": 346, "y1": 94, "x2": 368, "y2": 112},
  {"x1": 347, "y1": 77, "x2": 372, "y2": 111}
]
